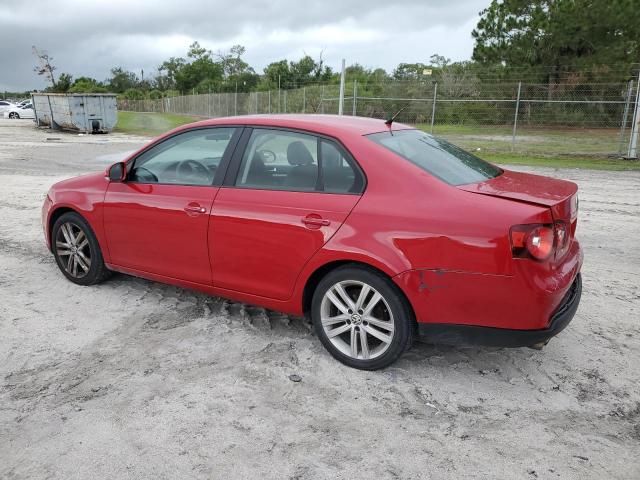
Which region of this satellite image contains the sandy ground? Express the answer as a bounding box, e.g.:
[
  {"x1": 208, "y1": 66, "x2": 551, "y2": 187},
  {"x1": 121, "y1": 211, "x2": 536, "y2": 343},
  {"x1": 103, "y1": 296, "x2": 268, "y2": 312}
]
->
[{"x1": 0, "y1": 118, "x2": 639, "y2": 480}]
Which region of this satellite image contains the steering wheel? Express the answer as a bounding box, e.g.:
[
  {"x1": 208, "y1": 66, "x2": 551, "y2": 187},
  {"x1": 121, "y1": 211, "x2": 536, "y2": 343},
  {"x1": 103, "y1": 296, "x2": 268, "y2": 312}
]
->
[
  {"x1": 259, "y1": 149, "x2": 277, "y2": 163},
  {"x1": 133, "y1": 166, "x2": 159, "y2": 183},
  {"x1": 176, "y1": 159, "x2": 212, "y2": 184}
]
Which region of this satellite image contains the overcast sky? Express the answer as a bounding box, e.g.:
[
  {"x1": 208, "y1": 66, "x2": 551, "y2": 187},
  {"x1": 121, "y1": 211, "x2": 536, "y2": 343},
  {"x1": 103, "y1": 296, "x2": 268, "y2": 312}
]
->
[{"x1": 0, "y1": 0, "x2": 487, "y2": 92}]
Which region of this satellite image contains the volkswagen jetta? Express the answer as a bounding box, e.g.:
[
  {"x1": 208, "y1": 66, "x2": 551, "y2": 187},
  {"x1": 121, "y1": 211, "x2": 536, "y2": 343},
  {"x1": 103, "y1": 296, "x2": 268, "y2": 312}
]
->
[{"x1": 42, "y1": 115, "x2": 583, "y2": 370}]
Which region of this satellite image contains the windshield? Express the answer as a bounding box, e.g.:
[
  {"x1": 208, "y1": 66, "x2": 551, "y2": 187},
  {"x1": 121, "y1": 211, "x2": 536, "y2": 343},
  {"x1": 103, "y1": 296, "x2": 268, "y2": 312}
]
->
[{"x1": 368, "y1": 129, "x2": 502, "y2": 186}]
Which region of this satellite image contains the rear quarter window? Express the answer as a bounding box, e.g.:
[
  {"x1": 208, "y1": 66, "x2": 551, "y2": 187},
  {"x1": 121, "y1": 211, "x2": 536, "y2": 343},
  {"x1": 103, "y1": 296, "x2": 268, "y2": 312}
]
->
[{"x1": 368, "y1": 129, "x2": 502, "y2": 186}]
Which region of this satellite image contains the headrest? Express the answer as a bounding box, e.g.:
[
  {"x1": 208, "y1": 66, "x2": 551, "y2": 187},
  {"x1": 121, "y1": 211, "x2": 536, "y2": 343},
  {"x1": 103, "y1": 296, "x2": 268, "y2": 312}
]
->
[{"x1": 287, "y1": 141, "x2": 314, "y2": 166}]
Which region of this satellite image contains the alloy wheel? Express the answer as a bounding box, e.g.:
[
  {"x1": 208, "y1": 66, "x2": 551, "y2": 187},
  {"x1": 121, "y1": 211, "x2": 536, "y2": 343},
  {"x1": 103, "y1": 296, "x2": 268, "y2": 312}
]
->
[
  {"x1": 320, "y1": 280, "x2": 395, "y2": 360},
  {"x1": 55, "y1": 222, "x2": 92, "y2": 278}
]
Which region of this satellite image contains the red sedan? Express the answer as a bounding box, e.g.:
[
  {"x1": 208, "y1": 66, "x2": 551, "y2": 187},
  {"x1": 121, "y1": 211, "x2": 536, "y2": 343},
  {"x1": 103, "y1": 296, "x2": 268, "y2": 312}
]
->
[{"x1": 42, "y1": 115, "x2": 583, "y2": 370}]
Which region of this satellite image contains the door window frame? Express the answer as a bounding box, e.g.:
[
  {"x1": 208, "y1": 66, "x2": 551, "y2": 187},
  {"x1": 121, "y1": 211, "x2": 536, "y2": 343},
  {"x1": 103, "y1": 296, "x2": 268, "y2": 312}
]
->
[
  {"x1": 222, "y1": 126, "x2": 367, "y2": 195},
  {"x1": 124, "y1": 126, "x2": 244, "y2": 187}
]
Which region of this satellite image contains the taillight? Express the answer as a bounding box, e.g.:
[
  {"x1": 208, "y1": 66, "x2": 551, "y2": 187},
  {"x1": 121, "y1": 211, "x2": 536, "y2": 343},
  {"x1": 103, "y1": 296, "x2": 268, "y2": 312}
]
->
[
  {"x1": 525, "y1": 226, "x2": 554, "y2": 260},
  {"x1": 510, "y1": 222, "x2": 567, "y2": 261}
]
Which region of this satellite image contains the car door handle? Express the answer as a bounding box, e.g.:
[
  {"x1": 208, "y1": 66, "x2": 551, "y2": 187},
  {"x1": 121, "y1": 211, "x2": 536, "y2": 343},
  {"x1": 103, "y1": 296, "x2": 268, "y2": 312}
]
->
[
  {"x1": 184, "y1": 203, "x2": 207, "y2": 214},
  {"x1": 302, "y1": 216, "x2": 330, "y2": 227}
]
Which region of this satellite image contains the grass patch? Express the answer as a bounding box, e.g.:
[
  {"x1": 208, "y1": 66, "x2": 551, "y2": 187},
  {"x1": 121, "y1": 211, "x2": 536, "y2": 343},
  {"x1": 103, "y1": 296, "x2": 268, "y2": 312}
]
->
[
  {"x1": 483, "y1": 153, "x2": 640, "y2": 171},
  {"x1": 115, "y1": 111, "x2": 202, "y2": 136}
]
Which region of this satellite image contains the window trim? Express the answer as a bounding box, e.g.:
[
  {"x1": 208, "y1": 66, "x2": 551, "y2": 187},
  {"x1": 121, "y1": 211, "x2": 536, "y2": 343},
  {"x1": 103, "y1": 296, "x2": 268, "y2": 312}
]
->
[
  {"x1": 222, "y1": 125, "x2": 367, "y2": 195},
  {"x1": 125, "y1": 126, "x2": 244, "y2": 187}
]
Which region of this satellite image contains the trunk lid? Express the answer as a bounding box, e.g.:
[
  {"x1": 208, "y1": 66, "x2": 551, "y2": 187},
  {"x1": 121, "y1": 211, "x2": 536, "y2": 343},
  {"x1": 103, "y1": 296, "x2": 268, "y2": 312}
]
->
[{"x1": 458, "y1": 169, "x2": 578, "y2": 222}]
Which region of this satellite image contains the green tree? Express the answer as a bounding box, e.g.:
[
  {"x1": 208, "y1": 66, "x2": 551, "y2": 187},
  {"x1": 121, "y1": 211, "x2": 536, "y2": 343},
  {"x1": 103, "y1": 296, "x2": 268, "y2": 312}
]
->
[
  {"x1": 51, "y1": 73, "x2": 73, "y2": 93},
  {"x1": 123, "y1": 88, "x2": 144, "y2": 100},
  {"x1": 108, "y1": 67, "x2": 139, "y2": 93},
  {"x1": 158, "y1": 57, "x2": 186, "y2": 89},
  {"x1": 262, "y1": 59, "x2": 291, "y2": 89},
  {"x1": 68, "y1": 77, "x2": 107, "y2": 93},
  {"x1": 472, "y1": 0, "x2": 640, "y2": 81},
  {"x1": 261, "y1": 54, "x2": 333, "y2": 90},
  {"x1": 174, "y1": 42, "x2": 223, "y2": 93},
  {"x1": 392, "y1": 63, "x2": 430, "y2": 80}
]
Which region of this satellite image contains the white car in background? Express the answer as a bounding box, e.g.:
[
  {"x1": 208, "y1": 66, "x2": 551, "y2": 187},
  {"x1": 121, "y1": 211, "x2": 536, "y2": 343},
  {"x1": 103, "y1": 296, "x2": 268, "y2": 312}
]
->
[
  {"x1": 0, "y1": 100, "x2": 16, "y2": 115},
  {"x1": 4, "y1": 103, "x2": 35, "y2": 119}
]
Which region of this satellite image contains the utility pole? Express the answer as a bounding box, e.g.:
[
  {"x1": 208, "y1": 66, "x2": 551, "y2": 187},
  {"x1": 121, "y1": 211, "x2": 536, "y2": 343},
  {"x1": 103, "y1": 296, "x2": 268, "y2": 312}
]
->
[
  {"x1": 234, "y1": 81, "x2": 238, "y2": 116},
  {"x1": 338, "y1": 59, "x2": 346, "y2": 115}
]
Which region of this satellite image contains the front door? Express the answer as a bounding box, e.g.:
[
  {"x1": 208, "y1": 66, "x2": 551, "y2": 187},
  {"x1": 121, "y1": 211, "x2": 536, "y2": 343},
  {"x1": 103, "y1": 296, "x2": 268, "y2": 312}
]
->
[
  {"x1": 211, "y1": 128, "x2": 364, "y2": 300},
  {"x1": 103, "y1": 127, "x2": 239, "y2": 285}
]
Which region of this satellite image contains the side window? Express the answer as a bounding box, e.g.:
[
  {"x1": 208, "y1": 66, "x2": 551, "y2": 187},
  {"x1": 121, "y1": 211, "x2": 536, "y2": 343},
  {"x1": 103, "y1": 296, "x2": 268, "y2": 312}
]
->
[
  {"x1": 320, "y1": 140, "x2": 361, "y2": 193},
  {"x1": 235, "y1": 129, "x2": 319, "y2": 191},
  {"x1": 130, "y1": 128, "x2": 236, "y2": 185}
]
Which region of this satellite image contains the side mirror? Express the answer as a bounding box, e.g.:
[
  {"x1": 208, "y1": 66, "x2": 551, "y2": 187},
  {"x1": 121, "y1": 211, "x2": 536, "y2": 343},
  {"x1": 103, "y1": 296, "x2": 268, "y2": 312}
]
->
[{"x1": 108, "y1": 162, "x2": 126, "y2": 182}]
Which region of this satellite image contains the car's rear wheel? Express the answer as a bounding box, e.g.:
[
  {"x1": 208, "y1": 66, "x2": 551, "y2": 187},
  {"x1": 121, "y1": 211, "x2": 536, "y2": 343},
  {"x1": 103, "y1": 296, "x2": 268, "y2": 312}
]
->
[
  {"x1": 52, "y1": 212, "x2": 111, "y2": 286},
  {"x1": 8, "y1": 112, "x2": 18, "y2": 119},
  {"x1": 311, "y1": 265, "x2": 414, "y2": 370}
]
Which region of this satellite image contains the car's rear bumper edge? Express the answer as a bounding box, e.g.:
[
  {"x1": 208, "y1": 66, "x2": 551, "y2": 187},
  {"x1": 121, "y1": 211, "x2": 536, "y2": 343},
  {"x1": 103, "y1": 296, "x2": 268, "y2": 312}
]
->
[{"x1": 417, "y1": 273, "x2": 582, "y2": 347}]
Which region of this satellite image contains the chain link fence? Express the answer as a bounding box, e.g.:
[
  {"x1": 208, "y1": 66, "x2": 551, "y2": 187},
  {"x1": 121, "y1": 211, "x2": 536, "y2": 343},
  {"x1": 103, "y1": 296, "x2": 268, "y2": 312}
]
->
[{"x1": 118, "y1": 79, "x2": 640, "y2": 158}]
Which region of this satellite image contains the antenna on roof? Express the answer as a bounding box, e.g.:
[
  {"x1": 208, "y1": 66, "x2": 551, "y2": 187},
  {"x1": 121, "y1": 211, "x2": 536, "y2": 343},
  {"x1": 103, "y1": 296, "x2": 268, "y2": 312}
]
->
[{"x1": 384, "y1": 105, "x2": 408, "y2": 127}]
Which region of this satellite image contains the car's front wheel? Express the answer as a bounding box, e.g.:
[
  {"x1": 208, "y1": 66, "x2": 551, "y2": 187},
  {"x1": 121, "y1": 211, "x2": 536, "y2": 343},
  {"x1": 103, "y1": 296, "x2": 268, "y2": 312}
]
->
[
  {"x1": 8, "y1": 112, "x2": 18, "y2": 119},
  {"x1": 311, "y1": 265, "x2": 414, "y2": 370},
  {"x1": 52, "y1": 212, "x2": 111, "y2": 286}
]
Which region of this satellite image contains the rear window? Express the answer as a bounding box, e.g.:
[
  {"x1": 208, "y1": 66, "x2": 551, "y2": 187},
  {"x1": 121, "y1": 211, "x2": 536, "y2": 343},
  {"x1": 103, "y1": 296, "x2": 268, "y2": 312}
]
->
[{"x1": 367, "y1": 129, "x2": 502, "y2": 186}]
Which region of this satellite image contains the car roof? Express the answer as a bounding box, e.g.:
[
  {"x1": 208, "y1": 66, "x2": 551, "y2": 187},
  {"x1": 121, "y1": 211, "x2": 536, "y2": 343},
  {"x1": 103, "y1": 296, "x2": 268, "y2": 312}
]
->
[{"x1": 183, "y1": 114, "x2": 414, "y2": 137}]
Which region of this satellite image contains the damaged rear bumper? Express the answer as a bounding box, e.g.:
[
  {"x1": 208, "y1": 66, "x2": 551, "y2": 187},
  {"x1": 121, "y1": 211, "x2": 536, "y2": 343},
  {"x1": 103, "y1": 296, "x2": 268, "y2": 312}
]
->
[{"x1": 416, "y1": 273, "x2": 582, "y2": 347}]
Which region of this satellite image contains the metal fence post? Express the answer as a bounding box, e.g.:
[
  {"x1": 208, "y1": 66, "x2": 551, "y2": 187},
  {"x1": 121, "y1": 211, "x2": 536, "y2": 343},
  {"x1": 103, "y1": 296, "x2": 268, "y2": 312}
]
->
[
  {"x1": 234, "y1": 82, "x2": 238, "y2": 116},
  {"x1": 628, "y1": 73, "x2": 640, "y2": 158},
  {"x1": 284, "y1": 90, "x2": 287, "y2": 113},
  {"x1": 303, "y1": 87, "x2": 306, "y2": 113},
  {"x1": 352, "y1": 80, "x2": 357, "y2": 116},
  {"x1": 512, "y1": 81, "x2": 522, "y2": 151},
  {"x1": 321, "y1": 85, "x2": 325, "y2": 114},
  {"x1": 338, "y1": 59, "x2": 346, "y2": 115},
  {"x1": 618, "y1": 79, "x2": 634, "y2": 154},
  {"x1": 430, "y1": 82, "x2": 438, "y2": 134},
  {"x1": 268, "y1": 90, "x2": 271, "y2": 113}
]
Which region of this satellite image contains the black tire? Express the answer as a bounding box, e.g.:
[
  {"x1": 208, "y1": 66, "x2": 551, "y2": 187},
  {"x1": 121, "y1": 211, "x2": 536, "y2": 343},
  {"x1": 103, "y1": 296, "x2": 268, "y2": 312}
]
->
[
  {"x1": 311, "y1": 265, "x2": 414, "y2": 370},
  {"x1": 51, "y1": 212, "x2": 111, "y2": 286},
  {"x1": 9, "y1": 112, "x2": 18, "y2": 119}
]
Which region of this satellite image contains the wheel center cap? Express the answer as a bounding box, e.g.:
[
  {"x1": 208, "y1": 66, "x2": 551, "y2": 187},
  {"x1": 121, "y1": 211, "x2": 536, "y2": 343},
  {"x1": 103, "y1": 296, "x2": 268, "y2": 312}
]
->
[
  {"x1": 350, "y1": 313, "x2": 362, "y2": 325},
  {"x1": 71, "y1": 246, "x2": 77, "y2": 253}
]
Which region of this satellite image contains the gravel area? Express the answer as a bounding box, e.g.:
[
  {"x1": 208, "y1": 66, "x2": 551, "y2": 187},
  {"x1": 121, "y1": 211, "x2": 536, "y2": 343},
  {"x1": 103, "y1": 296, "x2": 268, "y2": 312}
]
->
[{"x1": 0, "y1": 118, "x2": 639, "y2": 479}]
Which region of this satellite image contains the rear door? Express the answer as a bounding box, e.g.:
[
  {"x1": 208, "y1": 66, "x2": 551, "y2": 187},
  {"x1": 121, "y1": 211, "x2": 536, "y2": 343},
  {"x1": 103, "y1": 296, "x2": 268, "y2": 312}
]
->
[
  {"x1": 103, "y1": 127, "x2": 240, "y2": 284},
  {"x1": 210, "y1": 128, "x2": 365, "y2": 300}
]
